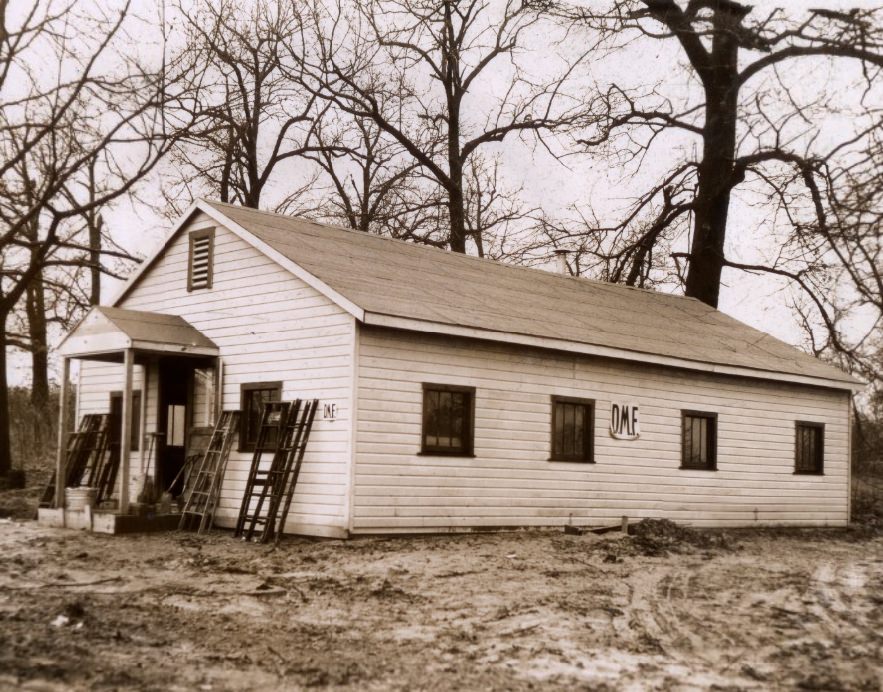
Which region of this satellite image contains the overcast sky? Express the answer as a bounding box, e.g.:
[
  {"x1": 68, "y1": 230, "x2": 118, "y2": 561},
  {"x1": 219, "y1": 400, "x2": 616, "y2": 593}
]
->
[{"x1": 6, "y1": 0, "x2": 881, "y2": 386}]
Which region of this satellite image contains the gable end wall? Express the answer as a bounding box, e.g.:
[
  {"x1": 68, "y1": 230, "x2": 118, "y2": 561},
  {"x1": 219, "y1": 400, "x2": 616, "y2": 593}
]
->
[{"x1": 78, "y1": 212, "x2": 355, "y2": 536}]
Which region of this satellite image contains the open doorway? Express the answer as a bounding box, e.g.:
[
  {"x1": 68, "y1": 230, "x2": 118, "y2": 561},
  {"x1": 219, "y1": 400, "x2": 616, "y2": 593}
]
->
[
  {"x1": 158, "y1": 360, "x2": 188, "y2": 496},
  {"x1": 156, "y1": 357, "x2": 218, "y2": 497}
]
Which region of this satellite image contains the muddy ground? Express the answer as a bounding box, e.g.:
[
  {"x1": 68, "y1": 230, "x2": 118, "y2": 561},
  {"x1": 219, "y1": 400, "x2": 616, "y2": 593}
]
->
[{"x1": 0, "y1": 514, "x2": 881, "y2": 692}]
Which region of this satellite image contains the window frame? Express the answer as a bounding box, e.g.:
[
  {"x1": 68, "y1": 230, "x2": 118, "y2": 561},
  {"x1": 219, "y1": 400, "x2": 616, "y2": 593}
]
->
[
  {"x1": 239, "y1": 381, "x2": 283, "y2": 453},
  {"x1": 794, "y1": 421, "x2": 825, "y2": 475},
  {"x1": 109, "y1": 389, "x2": 142, "y2": 452},
  {"x1": 420, "y1": 383, "x2": 475, "y2": 457},
  {"x1": 187, "y1": 228, "x2": 215, "y2": 292},
  {"x1": 549, "y1": 395, "x2": 595, "y2": 463},
  {"x1": 680, "y1": 410, "x2": 718, "y2": 471}
]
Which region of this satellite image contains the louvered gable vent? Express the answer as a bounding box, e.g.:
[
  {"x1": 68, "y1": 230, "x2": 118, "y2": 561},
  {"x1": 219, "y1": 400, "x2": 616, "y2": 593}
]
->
[{"x1": 187, "y1": 229, "x2": 214, "y2": 291}]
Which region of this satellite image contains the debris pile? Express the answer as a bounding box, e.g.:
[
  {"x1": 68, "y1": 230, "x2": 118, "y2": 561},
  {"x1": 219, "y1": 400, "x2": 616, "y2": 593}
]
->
[{"x1": 627, "y1": 518, "x2": 733, "y2": 556}]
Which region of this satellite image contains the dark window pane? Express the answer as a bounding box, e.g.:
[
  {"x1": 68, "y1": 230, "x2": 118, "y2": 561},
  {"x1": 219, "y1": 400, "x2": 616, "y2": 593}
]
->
[
  {"x1": 450, "y1": 393, "x2": 464, "y2": 448},
  {"x1": 440, "y1": 391, "x2": 452, "y2": 447},
  {"x1": 683, "y1": 414, "x2": 715, "y2": 469},
  {"x1": 797, "y1": 427, "x2": 804, "y2": 468},
  {"x1": 692, "y1": 417, "x2": 704, "y2": 465},
  {"x1": 426, "y1": 390, "x2": 439, "y2": 447},
  {"x1": 562, "y1": 404, "x2": 573, "y2": 456},
  {"x1": 241, "y1": 385, "x2": 282, "y2": 451},
  {"x1": 683, "y1": 417, "x2": 692, "y2": 466},
  {"x1": 553, "y1": 402, "x2": 564, "y2": 456},
  {"x1": 422, "y1": 386, "x2": 473, "y2": 455},
  {"x1": 796, "y1": 424, "x2": 823, "y2": 473},
  {"x1": 574, "y1": 405, "x2": 584, "y2": 458},
  {"x1": 551, "y1": 399, "x2": 592, "y2": 461}
]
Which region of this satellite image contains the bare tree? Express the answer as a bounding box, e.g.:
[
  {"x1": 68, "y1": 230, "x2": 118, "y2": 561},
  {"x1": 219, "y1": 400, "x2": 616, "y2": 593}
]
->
[
  {"x1": 162, "y1": 0, "x2": 327, "y2": 212},
  {"x1": 0, "y1": 1, "x2": 178, "y2": 476},
  {"x1": 295, "y1": 0, "x2": 591, "y2": 253},
  {"x1": 551, "y1": 1, "x2": 883, "y2": 308},
  {"x1": 281, "y1": 112, "x2": 446, "y2": 241},
  {"x1": 760, "y1": 128, "x2": 883, "y2": 389},
  {"x1": 463, "y1": 153, "x2": 539, "y2": 259}
]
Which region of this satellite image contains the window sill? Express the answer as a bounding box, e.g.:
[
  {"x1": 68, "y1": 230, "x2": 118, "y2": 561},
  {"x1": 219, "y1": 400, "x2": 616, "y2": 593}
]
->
[
  {"x1": 794, "y1": 470, "x2": 825, "y2": 476},
  {"x1": 418, "y1": 451, "x2": 475, "y2": 458},
  {"x1": 548, "y1": 458, "x2": 595, "y2": 464},
  {"x1": 679, "y1": 465, "x2": 717, "y2": 471}
]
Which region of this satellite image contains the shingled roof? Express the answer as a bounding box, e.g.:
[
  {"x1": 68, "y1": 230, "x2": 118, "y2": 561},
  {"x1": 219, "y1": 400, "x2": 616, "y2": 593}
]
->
[
  {"x1": 118, "y1": 200, "x2": 859, "y2": 390},
  {"x1": 59, "y1": 305, "x2": 218, "y2": 359}
]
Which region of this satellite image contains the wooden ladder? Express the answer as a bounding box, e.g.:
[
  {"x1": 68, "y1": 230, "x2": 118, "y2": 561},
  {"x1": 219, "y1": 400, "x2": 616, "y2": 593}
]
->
[
  {"x1": 39, "y1": 414, "x2": 110, "y2": 508},
  {"x1": 178, "y1": 410, "x2": 241, "y2": 534},
  {"x1": 237, "y1": 399, "x2": 318, "y2": 544},
  {"x1": 233, "y1": 401, "x2": 292, "y2": 538},
  {"x1": 86, "y1": 417, "x2": 118, "y2": 505}
]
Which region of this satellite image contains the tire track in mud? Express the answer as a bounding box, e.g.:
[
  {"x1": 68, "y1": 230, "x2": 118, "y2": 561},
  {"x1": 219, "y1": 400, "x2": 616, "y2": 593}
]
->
[
  {"x1": 610, "y1": 552, "x2": 883, "y2": 690},
  {"x1": 614, "y1": 563, "x2": 739, "y2": 671}
]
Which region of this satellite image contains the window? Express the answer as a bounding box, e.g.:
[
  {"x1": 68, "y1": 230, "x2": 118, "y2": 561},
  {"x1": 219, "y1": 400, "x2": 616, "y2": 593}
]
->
[
  {"x1": 681, "y1": 410, "x2": 717, "y2": 470},
  {"x1": 550, "y1": 396, "x2": 594, "y2": 462},
  {"x1": 192, "y1": 367, "x2": 217, "y2": 427},
  {"x1": 187, "y1": 228, "x2": 214, "y2": 291},
  {"x1": 110, "y1": 390, "x2": 142, "y2": 451},
  {"x1": 240, "y1": 382, "x2": 282, "y2": 452},
  {"x1": 166, "y1": 404, "x2": 186, "y2": 447},
  {"x1": 421, "y1": 384, "x2": 474, "y2": 456},
  {"x1": 795, "y1": 422, "x2": 824, "y2": 474}
]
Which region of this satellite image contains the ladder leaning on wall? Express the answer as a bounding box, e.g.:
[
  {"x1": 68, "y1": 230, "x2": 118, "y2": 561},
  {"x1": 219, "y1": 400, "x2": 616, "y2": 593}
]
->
[
  {"x1": 39, "y1": 414, "x2": 111, "y2": 509},
  {"x1": 178, "y1": 410, "x2": 241, "y2": 534},
  {"x1": 233, "y1": 401, "x2": 292, "y2": 539},
  {"x1": 235, "y1": 398, "x2": 319, "y2": 544}
]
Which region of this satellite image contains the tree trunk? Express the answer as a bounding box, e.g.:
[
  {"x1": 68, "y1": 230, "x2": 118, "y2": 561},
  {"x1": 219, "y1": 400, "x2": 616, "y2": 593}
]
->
[
  {"x1": 448, "y1": 176, "x2": 467, "y2": 253},
  {"x1": 0, "y1": 324, "x2": 12, "y2": 477},
  {"x1": 683, "y1": 4, "x2": 744, "y2": 308},
  {"x1": 684, "y1": 99, "x2": 736, "y2": 308},
  {"x1": 26, "y1": 273, "x2": 49, "y2": 412},
  {"x1": 443, "y1": 1, "x2": 467, "y2": 254},
  {"x1": 447, "y1": 111, "x2": 466, "y2": 252},
  {"x1": 89, "y1": 211, "x2": 102, "y2": 305},
  {"x1": 220, "y1": 126, "x2": 234, "y2": 203}
]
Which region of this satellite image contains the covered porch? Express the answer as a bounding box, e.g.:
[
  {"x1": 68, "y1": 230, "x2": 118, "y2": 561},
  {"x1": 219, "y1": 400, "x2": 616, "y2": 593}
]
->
[{"x1": 39, "y1": 306, "x2": 222, "y2": 533}]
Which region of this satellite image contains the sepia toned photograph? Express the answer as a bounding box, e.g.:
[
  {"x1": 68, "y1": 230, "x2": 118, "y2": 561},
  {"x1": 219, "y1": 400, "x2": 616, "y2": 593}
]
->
[{"x1": 0, "y1": 0, "x2": 881, "y2": 689}]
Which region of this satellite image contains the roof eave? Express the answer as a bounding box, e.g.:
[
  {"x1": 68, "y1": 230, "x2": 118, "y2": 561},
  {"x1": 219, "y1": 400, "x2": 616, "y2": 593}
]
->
[
  {"x1": 106, "y1": 201, "x2": 860, "y2": 394},
  {"x1": 362, "y1": 312, "x2": 862, "y2": 393}
]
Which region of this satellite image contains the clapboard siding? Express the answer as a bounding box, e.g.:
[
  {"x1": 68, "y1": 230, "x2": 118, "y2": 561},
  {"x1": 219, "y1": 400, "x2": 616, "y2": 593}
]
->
[
  {"x1": 111, "y1": 212, "x2": 355, "y2": 536},
  {"x1": 353, "y1": 327, "x2": 849, "y2": 531}
]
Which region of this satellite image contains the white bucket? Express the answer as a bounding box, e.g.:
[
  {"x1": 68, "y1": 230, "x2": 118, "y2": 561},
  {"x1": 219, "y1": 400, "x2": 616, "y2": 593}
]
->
[{"x1": 65, "y1": 487, "x2": 97, "y2": 511}]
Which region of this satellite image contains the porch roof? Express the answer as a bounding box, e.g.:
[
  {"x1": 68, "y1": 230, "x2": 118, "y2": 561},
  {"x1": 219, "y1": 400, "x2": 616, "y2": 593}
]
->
[{"x1": 58, "y1": 306, "x2": 219, "y2": 360}]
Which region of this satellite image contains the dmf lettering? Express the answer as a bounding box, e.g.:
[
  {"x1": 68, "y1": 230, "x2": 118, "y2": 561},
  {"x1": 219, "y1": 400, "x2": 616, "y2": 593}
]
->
[{"x1": 610, "y1": 403, "x2": 639, "y2": 440}]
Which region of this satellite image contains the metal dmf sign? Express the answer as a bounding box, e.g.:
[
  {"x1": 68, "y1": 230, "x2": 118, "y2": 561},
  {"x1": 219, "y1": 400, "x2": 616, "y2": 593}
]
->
[{"x1": 610, "y1": 402, "x2": 640, "y2": 440}]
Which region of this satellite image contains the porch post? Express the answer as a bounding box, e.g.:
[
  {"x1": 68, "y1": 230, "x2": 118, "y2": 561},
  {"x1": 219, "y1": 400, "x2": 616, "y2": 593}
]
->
[
  {"x1": 54, "y1": 357, "x2": 71, "y2": 508},
  {"x1": 214, "y1": 357, "x2": 224, "y2": 424},
  {"x1": 140, "y1": 362, "x2": 149, "y2": 457},
  {"x1": 119, "y1": 348, "x2": 134, "y2": 513}
]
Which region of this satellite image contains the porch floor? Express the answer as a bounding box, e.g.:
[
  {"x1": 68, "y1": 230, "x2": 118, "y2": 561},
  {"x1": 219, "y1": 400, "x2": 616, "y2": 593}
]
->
[{"x1": 37, "y1": 507, "x2": 182, "y2": 535}]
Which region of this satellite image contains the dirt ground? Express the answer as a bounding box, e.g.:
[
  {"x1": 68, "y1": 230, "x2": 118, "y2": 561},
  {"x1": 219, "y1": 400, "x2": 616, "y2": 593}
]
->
[{"x1": 0, "y1": 513, "x2": 881, "y2": 692}]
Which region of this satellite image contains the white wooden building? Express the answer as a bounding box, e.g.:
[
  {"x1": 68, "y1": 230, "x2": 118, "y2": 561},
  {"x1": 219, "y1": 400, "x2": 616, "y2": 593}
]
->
[{"x1": 54, "y1": 200, "x2": 860, "y2": 537}]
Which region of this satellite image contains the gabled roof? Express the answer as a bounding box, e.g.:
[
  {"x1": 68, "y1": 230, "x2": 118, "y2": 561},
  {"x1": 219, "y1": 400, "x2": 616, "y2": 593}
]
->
[
  {"x1": 59, "y1": 306, "x2": 218, "y2": 359},
  {"x1": 113, "y1": 200, "x2": 860, "y2": 391}
]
